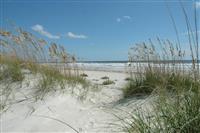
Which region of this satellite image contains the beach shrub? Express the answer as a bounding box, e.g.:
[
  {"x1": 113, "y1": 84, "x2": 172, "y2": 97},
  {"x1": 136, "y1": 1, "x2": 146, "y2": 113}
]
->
[{"x1": 102, "y1": 79, "x2": 115, "y2": 85}]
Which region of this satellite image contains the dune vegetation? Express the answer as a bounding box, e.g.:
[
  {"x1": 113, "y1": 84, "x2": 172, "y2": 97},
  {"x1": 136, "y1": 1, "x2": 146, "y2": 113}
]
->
[
  {"x1": 0, "y1": 25, "x2": 89, "y2": 111},
  {"x1": 0, "y1": 2, "x2": 199, "y2": 133},
  {"x1": 102, "y1": 79, "x2": 115, "y2": 85},
  {"x1": 121, "y1": 3, "x2": 200, "y2": 133}
]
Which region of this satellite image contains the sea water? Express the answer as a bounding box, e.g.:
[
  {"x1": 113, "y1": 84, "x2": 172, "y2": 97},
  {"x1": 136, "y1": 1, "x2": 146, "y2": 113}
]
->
[
  {"x1": 44, "y1": 60, "x2": 200, "y2": 73},
  {"x1": 76, "y1": 60, "x2": 200, "y2": 72}
]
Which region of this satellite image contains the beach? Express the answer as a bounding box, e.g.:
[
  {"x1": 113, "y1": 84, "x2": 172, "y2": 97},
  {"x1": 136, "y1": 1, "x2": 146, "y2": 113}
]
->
[
  {"x1": 1, "y1": 67, "x2": 152, "y2": 133},
  {"x1": 1, "y1": 1, "x2": 200, "y2": 132}
]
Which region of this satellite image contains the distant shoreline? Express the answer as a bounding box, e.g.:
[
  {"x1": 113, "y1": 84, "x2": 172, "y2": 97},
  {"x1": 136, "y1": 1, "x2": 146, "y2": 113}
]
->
[
  {"x1": 37, "y1": 60, "x2": 200, "y2": 64},
  {"x1": 78, "y1": 60, "x2": 200, "y2": 64}
]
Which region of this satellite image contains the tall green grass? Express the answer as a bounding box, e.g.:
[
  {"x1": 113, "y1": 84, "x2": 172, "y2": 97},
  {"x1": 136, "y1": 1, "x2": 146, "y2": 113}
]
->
[
  {"x1": 0, "y1": 57, "x2": 24, "y2": 82},
  {"x1": 0, "y1": 25, "x2": 89, "y2": 109},
  {"x1": 122, "y1": 1, "x2": 200, "y2": 132},
  {"x1": 123, "y1": 86, "x2": 200, "y2": 133}
]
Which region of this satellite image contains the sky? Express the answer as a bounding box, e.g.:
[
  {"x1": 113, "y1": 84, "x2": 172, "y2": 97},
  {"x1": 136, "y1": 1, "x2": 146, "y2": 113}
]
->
[{"x1": 0, "y1": 0, "x2": 200, "y2": 61}]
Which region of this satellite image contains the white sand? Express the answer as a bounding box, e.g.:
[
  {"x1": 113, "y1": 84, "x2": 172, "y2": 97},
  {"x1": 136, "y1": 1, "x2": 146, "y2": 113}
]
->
[{"x1": 1, "y1": 70, "x2": 153, "y2": 133}]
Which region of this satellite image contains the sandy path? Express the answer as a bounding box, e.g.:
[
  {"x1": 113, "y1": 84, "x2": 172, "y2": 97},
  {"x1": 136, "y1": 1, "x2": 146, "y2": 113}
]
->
[{"x1": 1, "y1": 70, "x2": 152, "y2": 133}]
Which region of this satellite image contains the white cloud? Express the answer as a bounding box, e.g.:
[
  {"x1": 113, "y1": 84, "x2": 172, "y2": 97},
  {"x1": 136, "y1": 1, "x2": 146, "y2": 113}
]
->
[
  {"x1": 116, "y1": 18, "x2": 121, "y2": 22},
  {"x1": 196, "y1": 2, "x2": 200, "y2": 9},
  {"x1": 123, "y1": 15, "x2": 131, "y2": 20},
  {"x1": 32, "y1": 24, "x2": 60, "y2": 39},
  {"x1": 116, "y1": 16, "x2": 132, "y2": 23},
  {"x1": 67, "y1": 32, "x2": 87, "y2": 39}
]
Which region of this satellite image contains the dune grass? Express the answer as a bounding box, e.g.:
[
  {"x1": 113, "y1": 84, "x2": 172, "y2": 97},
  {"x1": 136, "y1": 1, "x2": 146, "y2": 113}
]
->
[
  {"x1": 0, "y1": 57, "x2": 24, "y2": 82},
  {"x1": 121, "y1": 2, "x2": 200, "y2": 132},
  {"x1": 0, "y1": 26, "x2": 89, "y2": 109},
  {"x1": 123, "y1": 69, "x2": 199, "y2": 98},
  {"x1": 122, "y1": 51, "x2": 200, "y2": 131},
  {"x1": 123, "y1": 86, "x2": 200, "y2": 133},
  {"x1": 122, "y1": 43, "x2": 200, "y2": 131}
]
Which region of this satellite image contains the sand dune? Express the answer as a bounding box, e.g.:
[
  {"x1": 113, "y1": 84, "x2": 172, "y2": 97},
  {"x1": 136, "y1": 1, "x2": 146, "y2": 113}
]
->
[{"x1": 1, "y1": 70, "x2": 152, "y2": 133}]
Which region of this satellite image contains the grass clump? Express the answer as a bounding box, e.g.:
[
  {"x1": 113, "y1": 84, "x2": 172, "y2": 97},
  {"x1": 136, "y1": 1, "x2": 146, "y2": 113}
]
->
[
  {"x1": 123, "y1": 78, "x2": 153, "y2": 98},
  {"x1": 101, "y1": 76, "x2": 109, "y2": 80},
  {"x1": 34, "y1": 66, "x2": 66, "y2": 99},
  {"x1": 121, "y1": 2, "x2": 200, "y2": 132},
  {"x1": 102, "y1": 79, "x2": 115, "y2": 85},
  {"x1": 125, "y1": 87, "x2": 200, "y2": 133},
  {"x1": 123, "y1": 70, "x2": 199, "y2": 98},
  {"x1": 0, "y1": 57, "x2": 24, "y2": 82},
  {"x1": 0, "y1": 25, "x2": 90, "y2": 103},
  {"x1": 80, "y1": 73, "x2": 88, "y2": 77}
]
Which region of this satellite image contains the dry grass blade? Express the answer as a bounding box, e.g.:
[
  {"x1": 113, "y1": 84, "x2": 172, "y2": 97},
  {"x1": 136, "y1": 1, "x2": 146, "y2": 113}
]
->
[{"x1": 34, "y1": 115, "x2": 80, "y2": 133}]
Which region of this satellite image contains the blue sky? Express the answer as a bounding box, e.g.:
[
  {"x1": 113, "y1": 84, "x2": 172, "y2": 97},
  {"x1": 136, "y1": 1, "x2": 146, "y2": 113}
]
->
[{"x1": 1, "y1": 0, "x2": 199, "y2": 61}]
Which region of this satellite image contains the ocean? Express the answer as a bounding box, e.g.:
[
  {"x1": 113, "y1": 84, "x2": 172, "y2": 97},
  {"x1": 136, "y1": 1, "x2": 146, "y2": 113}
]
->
[
  {"x1": 76, "y1": 60, "x2": 200, "y2": 72},
  {"x1": 43, "y1": 60, "x2": 200, "y2": 72}
]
